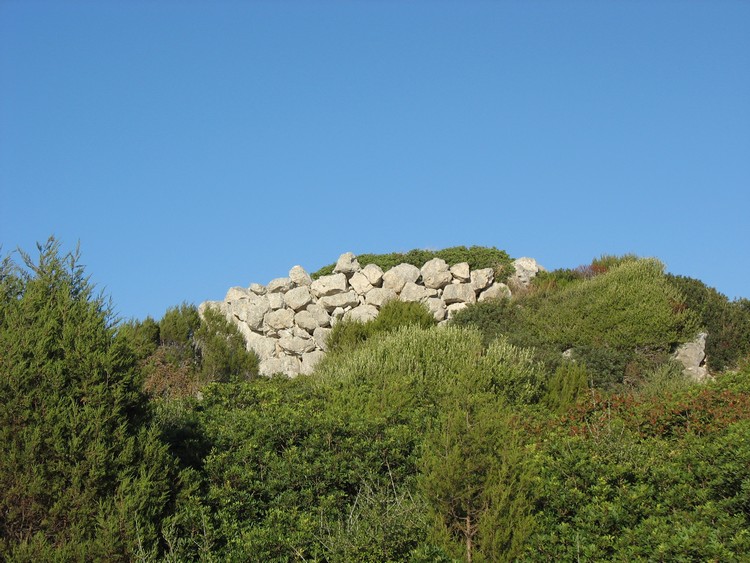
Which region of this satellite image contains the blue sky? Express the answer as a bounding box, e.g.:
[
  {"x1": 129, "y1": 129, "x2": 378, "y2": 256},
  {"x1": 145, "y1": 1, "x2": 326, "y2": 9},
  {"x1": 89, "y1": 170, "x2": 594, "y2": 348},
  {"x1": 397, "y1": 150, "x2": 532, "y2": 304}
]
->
[{"x1": 1, "y1": 1, "x2": 748, "y2": 321}]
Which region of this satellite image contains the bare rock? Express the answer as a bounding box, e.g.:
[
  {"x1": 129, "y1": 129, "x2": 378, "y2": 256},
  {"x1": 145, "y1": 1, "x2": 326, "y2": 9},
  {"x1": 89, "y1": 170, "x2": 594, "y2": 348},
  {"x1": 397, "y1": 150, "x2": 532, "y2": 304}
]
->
[
  {"x1": 294, "y1": 310, "x2": 319, "y2": 333},
  {"x1": 319, "y1": 290, "x2": 360, "y2": 312},
  {"x1": 400, "y1": 282, "x2": 437, "y2": 302},
  {"x1": 674, "y1": 332, "x2": 711, "y2": 382},
  {"x1": 264, "y1": 308, "x2": 295, "y2": 332},
  {"x1": 382, "y1": 263, "x2": 421, "y2": 293},
  {"x1": 289, "y1": 265, "x2": 312, "y2": 287},
  {"x1": 443, "y1": 283, "x2": 477, "y2": 305},
  {"x1": 284, "y1": 286, "x2": 312, "y2": 311},
  {"x1": 425, "y1": 297, "x2": 447, "y2": 322},
  {"x1": 333, "y1": 252, "x2": 361, "y2": 276},
  {"x1": 260, "y1": 355, "x2": 300, "y2": 377},
  {"x1": 449, "y1": 262, "x2": 470, "y2": 282},
  {"x1": 470, "y1": 268, "x2": 495, "y2": 293},
  {"x1": 310, "y1": 273, "x2": 348, "y2": 298},
  {"x1": 306, "y1": 303, "x2": 331, "y2": 327},
  {"x1": 361, "y1": 263, "x2": 384, "y2": 286},
  {"x1": 279, "y1": 335, "x2": 316, "y2": 356},
  {"x1": 313, "y1": 326, "x2": 332, "y2": 351},
  {"x1": 421, "y1": 258, "x2": 453, "y2": 289},
  {"x1": 365, "y1": 287, "x2": 398, "y2": 307},
  {"x1": 267, "y1": 277, "x2": 294, "y2": 293},
  {"x1": 349, "y1": 271, "x2": 374, "y2": 295},
  {"x1": 344, "y1": 304, "x2": 379, "y2": 323},
  {"x1": 478, "y1": 283, "x2": 511, "y2": 302}
]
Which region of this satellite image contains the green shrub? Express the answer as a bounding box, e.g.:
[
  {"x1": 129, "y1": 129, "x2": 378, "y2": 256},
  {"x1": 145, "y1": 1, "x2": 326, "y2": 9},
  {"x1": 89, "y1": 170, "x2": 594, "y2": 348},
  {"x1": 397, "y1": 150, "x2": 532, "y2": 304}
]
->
[
  {"x1": 667, "y1": 274, "x2": 750, "y2": 372},
  {"x1": 326, "y1": 299, "x2": 436, "y2": 354},
  {"x1": 195, "y1": 307, "x2": 259, "y2": 383},
  {"x1": 312, "y1": 246, "x2": 513, "y2": 281}
]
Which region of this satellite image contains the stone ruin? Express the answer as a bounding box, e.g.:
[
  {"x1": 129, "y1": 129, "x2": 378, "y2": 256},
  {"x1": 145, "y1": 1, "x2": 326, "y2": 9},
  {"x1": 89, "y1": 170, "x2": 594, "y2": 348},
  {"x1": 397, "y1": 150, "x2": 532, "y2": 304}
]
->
[{"x1": 200, "y1": 253, "x2": 544, "y2": 376}]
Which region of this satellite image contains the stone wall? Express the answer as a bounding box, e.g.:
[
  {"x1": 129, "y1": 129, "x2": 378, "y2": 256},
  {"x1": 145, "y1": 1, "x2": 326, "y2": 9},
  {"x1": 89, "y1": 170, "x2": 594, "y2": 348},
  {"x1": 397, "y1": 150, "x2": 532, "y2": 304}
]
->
[{"x1": 200, "y1": 253, "x2": 544, "y2": 376}]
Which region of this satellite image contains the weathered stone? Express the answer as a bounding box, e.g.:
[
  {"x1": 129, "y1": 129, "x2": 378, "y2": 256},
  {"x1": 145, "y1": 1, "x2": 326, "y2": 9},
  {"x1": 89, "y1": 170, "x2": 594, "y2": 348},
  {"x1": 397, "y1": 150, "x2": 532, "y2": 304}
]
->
[
  {"x1": 313, "y1": 327, "x2": 332, "y2": 351},
  {"x1": 674, "y1": 332, "x2": 711, "y2": 382},
  {"x1": 400, "y1": 282, "x2": 437, "y2": 302},
  {"x1": 267, "y1": 277, "x2": 293, "y2": 293},
  {"x1": 349, "y1": 271, "x2": 373, "y2": 295},
  {"x1": 442, "y1": 283, "x2": 477, "y2": 305},
  {"x1": 382, "y1": 263, "x2": 421, "y2": 293},
  {"x1": 331, "y1": 307, "x2": 346, "y2": 322},
  {"x1": 478, "y1": 283, "x2": 511, "y2": 302},
  {"x1": 365, "y1": 287, "x2": 398, "y2": 307},
  {"x1": 301, "y1": 350, "x2": 326, "y2": 375},
  {"x1": 230, "y1": 294, "x2": 270, "y2": 331},
  {"x1": 248, "y1": 283, "x2": 266, "y2": 295},
  {"x1": 319, "y1": 290, "x2": 359, "y2": 312},
  {"x1": 294, "y1": 310, "x2": 319, "y2": 333},
  {"x1": 310, "y1": 273, "x2": 348, "y2": 297},
  {"x1": 425, "y1": 297, "x2": 447, "y2": 321},
  {"x1": 421, "y1": 258, "x2": 453, "y2": 289},
  {"x1": 449, "y1": 262, "x2": 470, "y2": 282},
  {"x1": 344, "y1": 304, "x2": 379, "y2": 323},
  {"x1": 446, "y1": 302, "x2": 468, "y2": 319},
  {"x1": 199, "y1": 301, "x2": 227, "y2": 319},
  {"x1": 510, "y1": 257, "x2": 544, "y2": 288},
  {"x1": 241, "y1": 328, "x2": 277, "y2": 360},
  {"x1": 260, "y1": 355, "x2": 300, "y2": 377},
  {"x1": 225, "y1": 286, "x2": 250, "y2": 302},
  {"x1": 284, "y1": 286, "x2": 312, "y2": 311},
  {"x1": 264, "y1": 308, "x2": 295, "y2": 331},
  {"x1": 361, "y1": 263, "x2": 384, "y2": 286},
  {"x1": 279, "y1": 335, "x2": 316, "y2": 356},
  {"x1": 288, "y1": 265, "x2": 312, "y2": 287},
  {"x1": 267, "y1": 292, "x2": 285, "y2": 310},
  {"x1": 470, "y1": 268, "x2": 495, "y2": 293},
  {"x1": 306, "y1": 303, "x2": 331, "y2": 327},
  {"x1": 333, "y1": 252, "x2": 361, "y2": 276}
]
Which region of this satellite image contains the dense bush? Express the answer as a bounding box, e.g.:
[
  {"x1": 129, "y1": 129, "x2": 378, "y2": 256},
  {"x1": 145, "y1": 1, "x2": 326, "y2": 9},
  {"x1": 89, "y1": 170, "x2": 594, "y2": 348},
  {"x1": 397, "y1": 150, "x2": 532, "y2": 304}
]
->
[
  {"x1": 326, "y1": 299, "x2": 436, "y2": 354},
  {"x1": 667, "y1": 274, "x2": 750, "y2": 371},
  {"x1": 0, "y1": 239, "x2": 175, "y2": 559},
  {"x1": 312, "y1": 245, "x2": 513, "y2": 281}
]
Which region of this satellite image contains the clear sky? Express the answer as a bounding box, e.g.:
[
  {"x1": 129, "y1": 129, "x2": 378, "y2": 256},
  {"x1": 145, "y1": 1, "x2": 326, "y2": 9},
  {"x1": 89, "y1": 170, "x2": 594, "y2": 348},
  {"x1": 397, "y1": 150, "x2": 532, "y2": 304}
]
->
[{"x1": 1, "y1": 1, "x2": 748, "y2": 321}]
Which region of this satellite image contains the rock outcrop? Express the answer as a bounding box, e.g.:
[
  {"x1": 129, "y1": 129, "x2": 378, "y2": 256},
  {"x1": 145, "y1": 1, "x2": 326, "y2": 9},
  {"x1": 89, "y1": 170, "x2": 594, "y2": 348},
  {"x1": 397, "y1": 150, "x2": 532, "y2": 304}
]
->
[
  {"x1": 674, "y1": 332, "x2": 711, "y2": 382},
  {"x1": 201, "y1": 252, "x2": 539, "y2": 376}
]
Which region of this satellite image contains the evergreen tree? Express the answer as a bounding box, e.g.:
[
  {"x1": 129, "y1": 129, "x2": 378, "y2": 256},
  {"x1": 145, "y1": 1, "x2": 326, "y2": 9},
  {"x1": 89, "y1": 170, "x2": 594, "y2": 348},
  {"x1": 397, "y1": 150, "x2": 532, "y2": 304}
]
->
[{"x1": 0, "y1": 239, "x2": 173, "y2": 560}]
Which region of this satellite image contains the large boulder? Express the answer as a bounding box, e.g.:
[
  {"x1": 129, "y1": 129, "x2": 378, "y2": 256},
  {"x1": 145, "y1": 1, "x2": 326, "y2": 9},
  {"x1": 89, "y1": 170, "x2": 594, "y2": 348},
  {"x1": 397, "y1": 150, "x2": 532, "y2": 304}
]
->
[
  {"x1": 313, "y1": 327, "x2": 332, "y2": 351},
  {"x1": 289, "y1": 265, "x2": 312, "y2": 287},
  {"x1": 349, "y1": 271, "x2": 374, "y2": 295},
  {"x1": 511, "y1": 257, "x2": 544, "y2": 288},
  {"x1": 470, "y1": 268, "x2": 495, "y2": 293},
  {"x1": 284, "y1": 286, "x2": 312, "y2": 311},
  {"x1": 449, "y1": 262, "x2": 470, "y2": 282},
  {"x1": 425, "y1": 297, "x2": 447, "y2": 321},
  {"x1": 674, "y1": 332, "x2": 711, "y2": 382},
  {"x1": 333, "y1": 252, "x2": 361, "y2": 276},
  {"x1": 421, "y1": 258, "x2": 453, "y2": 289},
  {"x1": 278, "y1": 335, "x2": 316, "y2": 356},
  {"x1": 264, "y1": 308, "x2": 295, "y2": 332},
  {"x1": 478, "y1": 283, "x2": 511, "y2": 302},
  {"x1": 230, "y1": 294, "x2": 270, "y2": 331},
  {"x1": 366, "y1": 287, "x2": 398, "y2": 307},
  {"x1": 361, "y1": 263, "x2": 384, "y2": 286},
  {"x1": 248, "y1": 283, "x2": 266, "y2": 295},
  {"x1": 294, "y1": 310, "x2": 319, "y2": 333},
  {"x1": 306, "y1": 303, "x2": 331, "y2": 327},
  {"x1": 260, "y1": 355, "x2": 300, "y2": 377},
  {"x1": 400, "y1": 282, "x2": 437, "y2": 302},
  {"x1": 241, "y1": 328, "x2": 277, "y2": 361},
  {"x1": 267, "y1": 292, "x2": 285, "y2": 310},
  {"x1": 443, "y1": 283, "x2": 477, "y2": 305},
  {"x1": 319, "y1": 290, "x2": 360, "y2": 312},
  {"x1": 225, "y1": 286, "x2": 251, "y2": 302},
  {"x1": 301, "y1": 350, "x2": 326, "y2": 375},
  {"x1": 382, "y1": 263, "x2": 421, "y2": 293},
  {"x1": 310, "y1": 273, "x2": 348, "y2": 297},
  {"x1": 267, "y1": 277, "x2": 294, "y2": 293},
  {"x1": 344, "y1": 304, "x2": 379, "y2": 323}
]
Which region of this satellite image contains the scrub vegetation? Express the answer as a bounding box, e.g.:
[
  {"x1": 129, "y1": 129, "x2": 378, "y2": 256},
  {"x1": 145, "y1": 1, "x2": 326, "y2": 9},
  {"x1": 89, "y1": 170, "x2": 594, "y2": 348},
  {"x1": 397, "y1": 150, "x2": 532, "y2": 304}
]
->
[{"x1": 2, "y1": 238, "x2": 749, "y2": 561}]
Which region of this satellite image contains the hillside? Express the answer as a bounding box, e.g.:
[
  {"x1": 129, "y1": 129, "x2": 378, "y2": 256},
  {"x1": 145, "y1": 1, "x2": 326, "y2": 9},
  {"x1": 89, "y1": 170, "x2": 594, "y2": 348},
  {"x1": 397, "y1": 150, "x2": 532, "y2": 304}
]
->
[{"x1": 2, "y1": 240, "x2": 749, "y2": 561}]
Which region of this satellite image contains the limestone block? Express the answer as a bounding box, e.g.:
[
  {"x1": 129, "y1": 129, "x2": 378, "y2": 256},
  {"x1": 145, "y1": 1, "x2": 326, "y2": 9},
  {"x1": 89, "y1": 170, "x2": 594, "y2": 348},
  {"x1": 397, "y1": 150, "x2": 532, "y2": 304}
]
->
[
  {"x1": 241, "y1": 328, "x2": 277, "y2": 361},
  {"x1": 470, "y1": 268, "x2": 495, "y2": 293},
  {"x1": 310, "y1": 273, "x2": 348, "y2": 298},
  {"x1": 279, "y1": 335, "x2": 316, "y2": 356},
  {"x1": 231, "y1": 295, "x2": 269, "y2": 331},
  {"x1": 449, "y1": 262, "x2": 470, "y2": 282},
  {"x1": 400, "y1": 282, "x2": 437, "y2": 302},
  {"x1": 294, "y1": 310, "x2": 319, "y2": 333},
  {"x1": 306, "y1": 303, "x2": 331, "y2": 327},
  {"x1": 288, "y1": 265, "x2": 312, "y2": 287},
  {"x1": 344, "y1": 304, "x2": 379, "y2": 323},
  {"x1": 267, "y1": 292, "x2": 285, "y2": 310},
  {"x1": 301, "y1": 350, "x2": 326, "y2": 375},
  {"x1": 331, "y1": 307, "x2": 346, "y2": 323},
  {"x1": 510, "y1": 257, "x2": 545, "y2": 288},
  {"x1": 260, "y1": 355, "x2": 300, "y2": 377},
  {"x1": 674, "y1": 332, "x2": 711, "y2": 382},
  {"x1": 447, "y1": 302, "x2": 468, "y2": 319},
  {"x1": 349, "y1": 271, "x2": 373, "y2": 295},
  {"x1": 365, "y1": 287, "x2": 398, "y2": 307},
  {"x1": 264, "y1": 308, "x2": 295, "y2": 331},
  {"x1": 478, "y1": 283, "x2": 511, "y2": 302},
  {"x1": 284, "y1": 286, "x2": 312, "y2": 311},
  {"x1": 319, "y1": 290, "x2": 359, "y2": 312},
  {"x1": 313, "y1": 327, "x2": 332, "y2": 351},
  {"x1": 248, "y1": 283, "x2": 266, "y2": 295},
  {"x1": 442, "y1": 283, "x2": 477, "y2": 305},
  {"x1": 362, "y1": 263, "x2": 384, "y2": 286},
  {"x1": 267, "y1": 277, "x2": 293, "y2": 293},
  {"x1": 333, "y1": 252, "x2": 361, "y2": 276},
  {"x1": 382, "y1": 263, "x2": 421, "y2": 293},
  {"x1": 225, "y1": 286, "x2": 250, "y2": 302},
  {"x1": 425, "y1": 297, "x2": 447, "y2": 322},
  {"x1": 421, "y1": 258, "x2": 453, "y2": 289}
]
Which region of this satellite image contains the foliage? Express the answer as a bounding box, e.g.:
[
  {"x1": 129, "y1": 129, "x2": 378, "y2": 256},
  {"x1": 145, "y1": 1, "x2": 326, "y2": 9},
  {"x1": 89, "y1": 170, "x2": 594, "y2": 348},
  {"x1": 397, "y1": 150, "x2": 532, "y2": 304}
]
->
[
  {"x1": 327, "y1": 299, "x2": 436, "y2": 354},
  {"x1": 0, "y1": 239, "x2": 174, "y2": 559},
  {"x1": 312, "y1": 245, "x2": 513, "y2": 281},
  {"x1": 667, "y1": 274, "x2": 750, "y2": 371}
]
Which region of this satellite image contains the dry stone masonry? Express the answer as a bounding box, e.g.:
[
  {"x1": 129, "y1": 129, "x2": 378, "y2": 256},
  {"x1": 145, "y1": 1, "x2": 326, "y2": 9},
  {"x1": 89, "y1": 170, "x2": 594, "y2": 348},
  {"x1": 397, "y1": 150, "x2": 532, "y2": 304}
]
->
[{"x1": 200, "y1": 253, "x2": 544, "y2": 377}]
